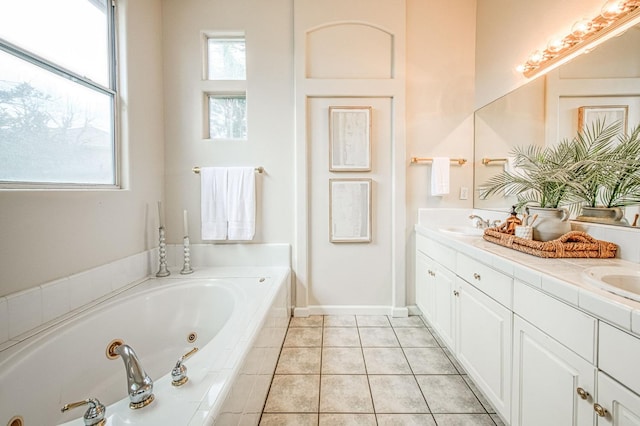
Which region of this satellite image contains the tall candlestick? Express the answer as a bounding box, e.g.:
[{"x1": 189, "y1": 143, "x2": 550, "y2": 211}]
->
[
  {"x1": 183, "y1": 209, "x2": 189, "y2": 236},
  {"x1": 157, "y1": 201, "x2": 164, "y2": 228}
]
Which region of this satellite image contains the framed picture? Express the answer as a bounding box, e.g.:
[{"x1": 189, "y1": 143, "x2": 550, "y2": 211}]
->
[
  {"x1": 578, "y1": 105, "x2": 628, "y2": 133},
  {"x1": 329, "y1": 178, "x2": 372, "y2": 243},
  {"x1": 329, "y1": 106, "x2": 372, "y2": 171}
]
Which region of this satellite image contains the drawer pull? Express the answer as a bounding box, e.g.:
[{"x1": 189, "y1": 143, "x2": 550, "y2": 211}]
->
[
  {"x1": 473, "y1": 273, "x2": 481, "y2": 280},
  {"x1": 428, "y1": 270, "x2": 435, "y2": 276},
  {"x1": 593, "y1": 403, "x2": 607, "y2": 417},
  {"x1": 453, "y1": 290, "x2": 459, "y2": 297},
  {"x1": 576, "y1": 387, "x2": 589, "y2": 400}
]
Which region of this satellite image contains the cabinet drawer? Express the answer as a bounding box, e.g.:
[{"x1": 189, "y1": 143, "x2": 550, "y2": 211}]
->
[
  {"x1": 600, "y1": 322, "x2": 640, "y2": 395},
  {"x1": 514, "y1": 281, "x2": 596, "y2": 363},
  {"x1": 456, "y1": 253, "x2": 512, "y2": 308},
  {"x1": 416, "y1": 235, "x2": 455, "y2": 271}
]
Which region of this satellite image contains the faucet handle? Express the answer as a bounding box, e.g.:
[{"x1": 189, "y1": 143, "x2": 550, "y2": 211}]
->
[
  {"x1": 61, "y1": 398, "x2": 106, "y2": 426},
  {"x1": 171, "y1": 347, "x2": 199, "y2": 386}
]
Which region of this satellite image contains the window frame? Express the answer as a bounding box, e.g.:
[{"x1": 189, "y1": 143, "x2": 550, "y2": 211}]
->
[
  {"x1": 0, "y1": 0, "x2": 119, "y2": 189},
  {"x1": 202, "y1": 32, "x2": 247, "y2": 142}
]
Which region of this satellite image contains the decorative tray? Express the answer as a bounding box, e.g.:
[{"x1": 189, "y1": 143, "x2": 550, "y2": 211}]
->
[{"x1": 483, "y1": 228, "x2": 618, "y2": 259}]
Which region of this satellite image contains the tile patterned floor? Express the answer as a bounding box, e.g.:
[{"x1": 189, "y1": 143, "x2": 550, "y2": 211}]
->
[{"x1": 260, "y1": 315, "x2": 506, "y2": 426}]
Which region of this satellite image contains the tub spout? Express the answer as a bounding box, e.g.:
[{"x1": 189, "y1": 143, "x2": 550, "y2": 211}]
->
[{"x1": 112, "y1": 343, "x2": 155, "y2": 409}]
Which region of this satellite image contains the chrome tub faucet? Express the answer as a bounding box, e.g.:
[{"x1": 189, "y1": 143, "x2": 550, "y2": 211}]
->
[{"x1": 107, "y1": 341, "x2": 154, "y2": 409}]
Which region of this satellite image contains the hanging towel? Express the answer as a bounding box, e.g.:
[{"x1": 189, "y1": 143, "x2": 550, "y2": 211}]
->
[
  {"x1": 201, "y1": 167, "x2": 229, "y2": 240},
  {"x1": 227, "y1": 167, "x2": 256, "y2": 240},
  {"x1": 430, "y1": 157, "x2": 450, "y2": 196}
]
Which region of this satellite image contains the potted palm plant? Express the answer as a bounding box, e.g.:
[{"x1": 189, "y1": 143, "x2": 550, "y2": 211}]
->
[
  {"x1": 571, "y1": 121, "x2": 640, "y2": 225},
  {"x1": 478, "y1": 139, "x2": 583, "y2": 241}
]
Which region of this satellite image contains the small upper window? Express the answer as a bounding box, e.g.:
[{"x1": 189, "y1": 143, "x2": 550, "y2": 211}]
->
[
  {"x1": 0, "y1": 0, "x2": 117, "y2": 186},
  {"x1": 207, "y1": 37, "x2": 246, "y2": 80}
]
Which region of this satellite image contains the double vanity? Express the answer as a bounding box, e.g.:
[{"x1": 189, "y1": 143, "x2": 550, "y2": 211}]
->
[{"x1": 415, "y1": 222, "x2": 640, "y2": 425}]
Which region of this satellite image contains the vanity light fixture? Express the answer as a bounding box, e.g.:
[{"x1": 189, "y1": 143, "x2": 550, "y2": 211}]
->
[{"x1": 517, "y1": 0, "x2": 640, "y2": 78}]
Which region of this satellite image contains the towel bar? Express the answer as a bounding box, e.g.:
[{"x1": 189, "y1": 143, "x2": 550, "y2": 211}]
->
[
  {"x1": 482, "y1": 158, "x2": 508, "y2": 165},
  {"x1": 192, "y1": 166, "x2": 265, "y2": 174},
  {"x1": 410, "y1": 157, "x2": 467, "y2": 166}
]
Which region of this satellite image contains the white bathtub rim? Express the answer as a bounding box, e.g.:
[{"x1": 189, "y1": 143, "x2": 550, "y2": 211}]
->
[{"x1": 0, "y1": 266, "x2": 288, "y2": 357}]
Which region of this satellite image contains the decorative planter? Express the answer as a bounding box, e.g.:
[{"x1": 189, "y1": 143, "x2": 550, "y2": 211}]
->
[
  {"x1": 526, "y1": 206, "x2": 572, "y2": 241},
  {"x1": 576, "y1": 206, "x2": 629, "y2": 226}
]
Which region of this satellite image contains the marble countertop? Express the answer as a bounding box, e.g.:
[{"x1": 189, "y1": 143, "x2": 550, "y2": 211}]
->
[{"x1": 415, "y1": 224, "x2": 640, "y2": 337}]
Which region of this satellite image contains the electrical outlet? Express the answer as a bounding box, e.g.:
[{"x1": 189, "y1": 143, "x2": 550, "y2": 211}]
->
[{"x1": 459, "y1": 187, "x2": 469, "y2": 200}]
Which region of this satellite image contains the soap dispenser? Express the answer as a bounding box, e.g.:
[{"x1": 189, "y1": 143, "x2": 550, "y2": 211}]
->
[{"x1": 505, "y1": 205, "x2": 522, "y2": 234}]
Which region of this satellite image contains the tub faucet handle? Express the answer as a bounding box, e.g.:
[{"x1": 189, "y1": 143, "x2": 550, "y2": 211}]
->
[
  {"x1": 61, "y1": 398, "x2": 106, "y2": 426},
  {"x1": 171, "y1": 347, "x2": 199, "y2": 387}
]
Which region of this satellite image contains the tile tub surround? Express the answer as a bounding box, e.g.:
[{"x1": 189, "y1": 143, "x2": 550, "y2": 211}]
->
[
  {"x1": 0, "y1": 243, "x2": 291, "y2": 351},
  {"x1": 261, "y1": 315, "x2": 505, "y2": 426}
]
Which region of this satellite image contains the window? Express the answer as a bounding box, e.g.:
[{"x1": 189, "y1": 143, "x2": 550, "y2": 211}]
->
[
  {"x1": 205, "y1": 35, "x2": 247, "y2": 140},
  {"x1": 0, "y1": 0, "x2": 117, "y2": 186}
]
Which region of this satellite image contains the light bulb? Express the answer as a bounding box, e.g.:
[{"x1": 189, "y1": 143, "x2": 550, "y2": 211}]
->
[
  {"x1": 528, "y1": 50, "x2": 544, "y2": 65},
  {"x1": 601, "y1": 0, "x2": 626, "y2": 19},
  {"x1": 515, "y1": 64, "x2": 527, "y2": 73},
  {"x1": 571, "y1": 19, "x2": 593, "y2": 38},
  {"x1": 547, "y1": 37, "x2": 566, "y2": 53}
]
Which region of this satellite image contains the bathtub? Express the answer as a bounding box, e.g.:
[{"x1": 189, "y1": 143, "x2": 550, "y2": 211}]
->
[{"x1": 0, "y1": 267, "x2": 290, "y2": 426}]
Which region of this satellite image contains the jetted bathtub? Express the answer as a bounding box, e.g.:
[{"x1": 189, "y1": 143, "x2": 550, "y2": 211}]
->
[{"x1": 0, "y1": 267, "x2": 290, "y2": 426}]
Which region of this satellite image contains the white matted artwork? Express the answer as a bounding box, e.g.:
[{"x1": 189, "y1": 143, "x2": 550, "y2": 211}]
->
[
  {"x1": 329, "y1": 178, "x2": 372, "y2": 243},
  {"x1": 329, "y1": 106, "x2": 372, "y2": 171},
  {"x1": 578, "y1": 105, "x2": 628, "y2": 133}
]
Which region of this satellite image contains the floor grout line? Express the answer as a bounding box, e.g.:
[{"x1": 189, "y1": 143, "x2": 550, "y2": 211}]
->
[{"x1": 260, "y1": 315, "x2": 503, "y2": 425}]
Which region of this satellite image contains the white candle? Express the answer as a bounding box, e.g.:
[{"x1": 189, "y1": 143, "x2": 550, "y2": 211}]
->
[
  {"x1": 183, "y1": 209, "x2": 189, "y2": 236},
  {"x1": 157, "y1": 201, "x2": 164, "y2": 228}
]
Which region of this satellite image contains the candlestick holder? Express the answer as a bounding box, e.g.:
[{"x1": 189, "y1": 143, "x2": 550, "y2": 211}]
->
[
  {"x1": 156, "y1": 226, "x2": 170, "y2": 277},
  {"x1": 180, "y1": 236, "x2": 194, "y2": 275}
]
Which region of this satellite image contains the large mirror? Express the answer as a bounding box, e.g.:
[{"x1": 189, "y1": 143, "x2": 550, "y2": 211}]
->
[{"x1": 474, "y1": 21, "x2": 640, "y2": 227}]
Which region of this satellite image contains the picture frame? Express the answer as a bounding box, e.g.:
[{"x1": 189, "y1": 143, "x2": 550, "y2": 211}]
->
[
  {"x1": 329, "y1": 178, "x2": 372, "y2": 243},
  {"x1": 578, "y1": 105, "x2": 628, "y2": 133},
  {"x1": 329, "y1": 106, "x2": 372, "y2": 171}
]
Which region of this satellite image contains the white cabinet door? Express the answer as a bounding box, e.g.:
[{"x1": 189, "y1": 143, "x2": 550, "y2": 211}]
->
[
  {"x1": 512, "y1": 316, "x2": 596, "y2": 426},
  {"x1": 457, "y1": 278, "x2": 512, "y2": 422},
  {"x1": 596, "y1": 372, "x2": 640, "y2": 426},
  {"x1": 415, "y1": 251, "x2": 436, "y2": 323},
  {"x1": 433, "y1": 266, "x2": 457, "y2": 351}
]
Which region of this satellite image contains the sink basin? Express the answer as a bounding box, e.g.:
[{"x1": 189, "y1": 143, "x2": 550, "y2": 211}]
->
[
  {"x1": 582, "y1": 266, "x2": 640, "y2": 302},
  {"x1": 439, "y1": 226, "x2": 485, "y2": 237}
]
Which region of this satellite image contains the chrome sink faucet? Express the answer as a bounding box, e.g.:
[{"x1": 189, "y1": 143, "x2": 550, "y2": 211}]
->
[
  {"x1": 108, "y1": 342, "x2": 154, "y2": 409},
  {"x1": 469, "y1": 214, "x2": 490, "y2": 229}
]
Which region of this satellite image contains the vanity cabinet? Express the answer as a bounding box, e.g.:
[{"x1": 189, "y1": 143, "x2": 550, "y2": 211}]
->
[
  {"x1": 595, "y1": 372, "x2": 640, "y2": 426},
  {"x1": 457, "y1": 277, "x2": 512, "y2": 419},
  {"x1": 511, "y1": 315, "x2": 596, "y2": 426},
  {"x1": 596, "y1": 322, "x2": 640, "y2": 425},
  {"x1": 415, "y1": 235, "x2": 457, "y2": 349},
  {"x1": 414, "y1": 229, "x2": 640, "y2": 426}
]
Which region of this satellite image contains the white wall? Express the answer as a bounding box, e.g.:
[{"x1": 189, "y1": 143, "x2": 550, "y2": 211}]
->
[
  {"x1": 405, "y1": 0, "x2": 476, "y2": 306},
  {"x1": 475, "y1": 0, "x2": 605, "y2": 109},
  {"x1": 161, "y1": 0, "x2": 294, "y2": 246},
  {"x1": 0, "y1": 0, "x2": 165, "y2": 297}
]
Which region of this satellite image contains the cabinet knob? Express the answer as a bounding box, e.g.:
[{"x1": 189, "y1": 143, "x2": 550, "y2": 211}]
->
[
  {"x1": 593, "y1": 403, "x2": 608, "y2": 417},
  {"x1": 473, "y1": 273, "x2": 481, "y2": 280},
  {"x1": 576, "y1": 387, "x2": 589, "y2": 400},
  {"x1": 453, "y1": 290, "x2": 460, "y2": 297},
  {"x1": 428, "y1": 270, "x2": 435, "y2": 276}
]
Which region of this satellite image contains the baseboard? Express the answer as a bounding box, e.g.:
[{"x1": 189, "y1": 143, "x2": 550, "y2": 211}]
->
[{"x1": 293, "y1": 307, "x2": 310, "y2": 317}]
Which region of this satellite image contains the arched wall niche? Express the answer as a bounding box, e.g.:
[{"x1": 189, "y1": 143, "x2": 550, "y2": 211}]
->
[{"x1": 306, "y1": 22, "x2": 394, "y2": 79}]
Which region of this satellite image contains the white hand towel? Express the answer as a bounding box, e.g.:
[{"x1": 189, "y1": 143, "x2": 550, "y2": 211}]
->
[
  {"x1": 227, "y1": 167, "x2": 256, "y2": 241},
  {"x1": 201, "y1": 167, "x2": 229, "y2": 240},
  {"x1": 430, "y1": 157, "x2": 450, "y2": 196}
]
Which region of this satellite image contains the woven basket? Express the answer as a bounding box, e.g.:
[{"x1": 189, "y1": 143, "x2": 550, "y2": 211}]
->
[{"x1": 483, "y1": 228, "x2": 617, "y2": 258}]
